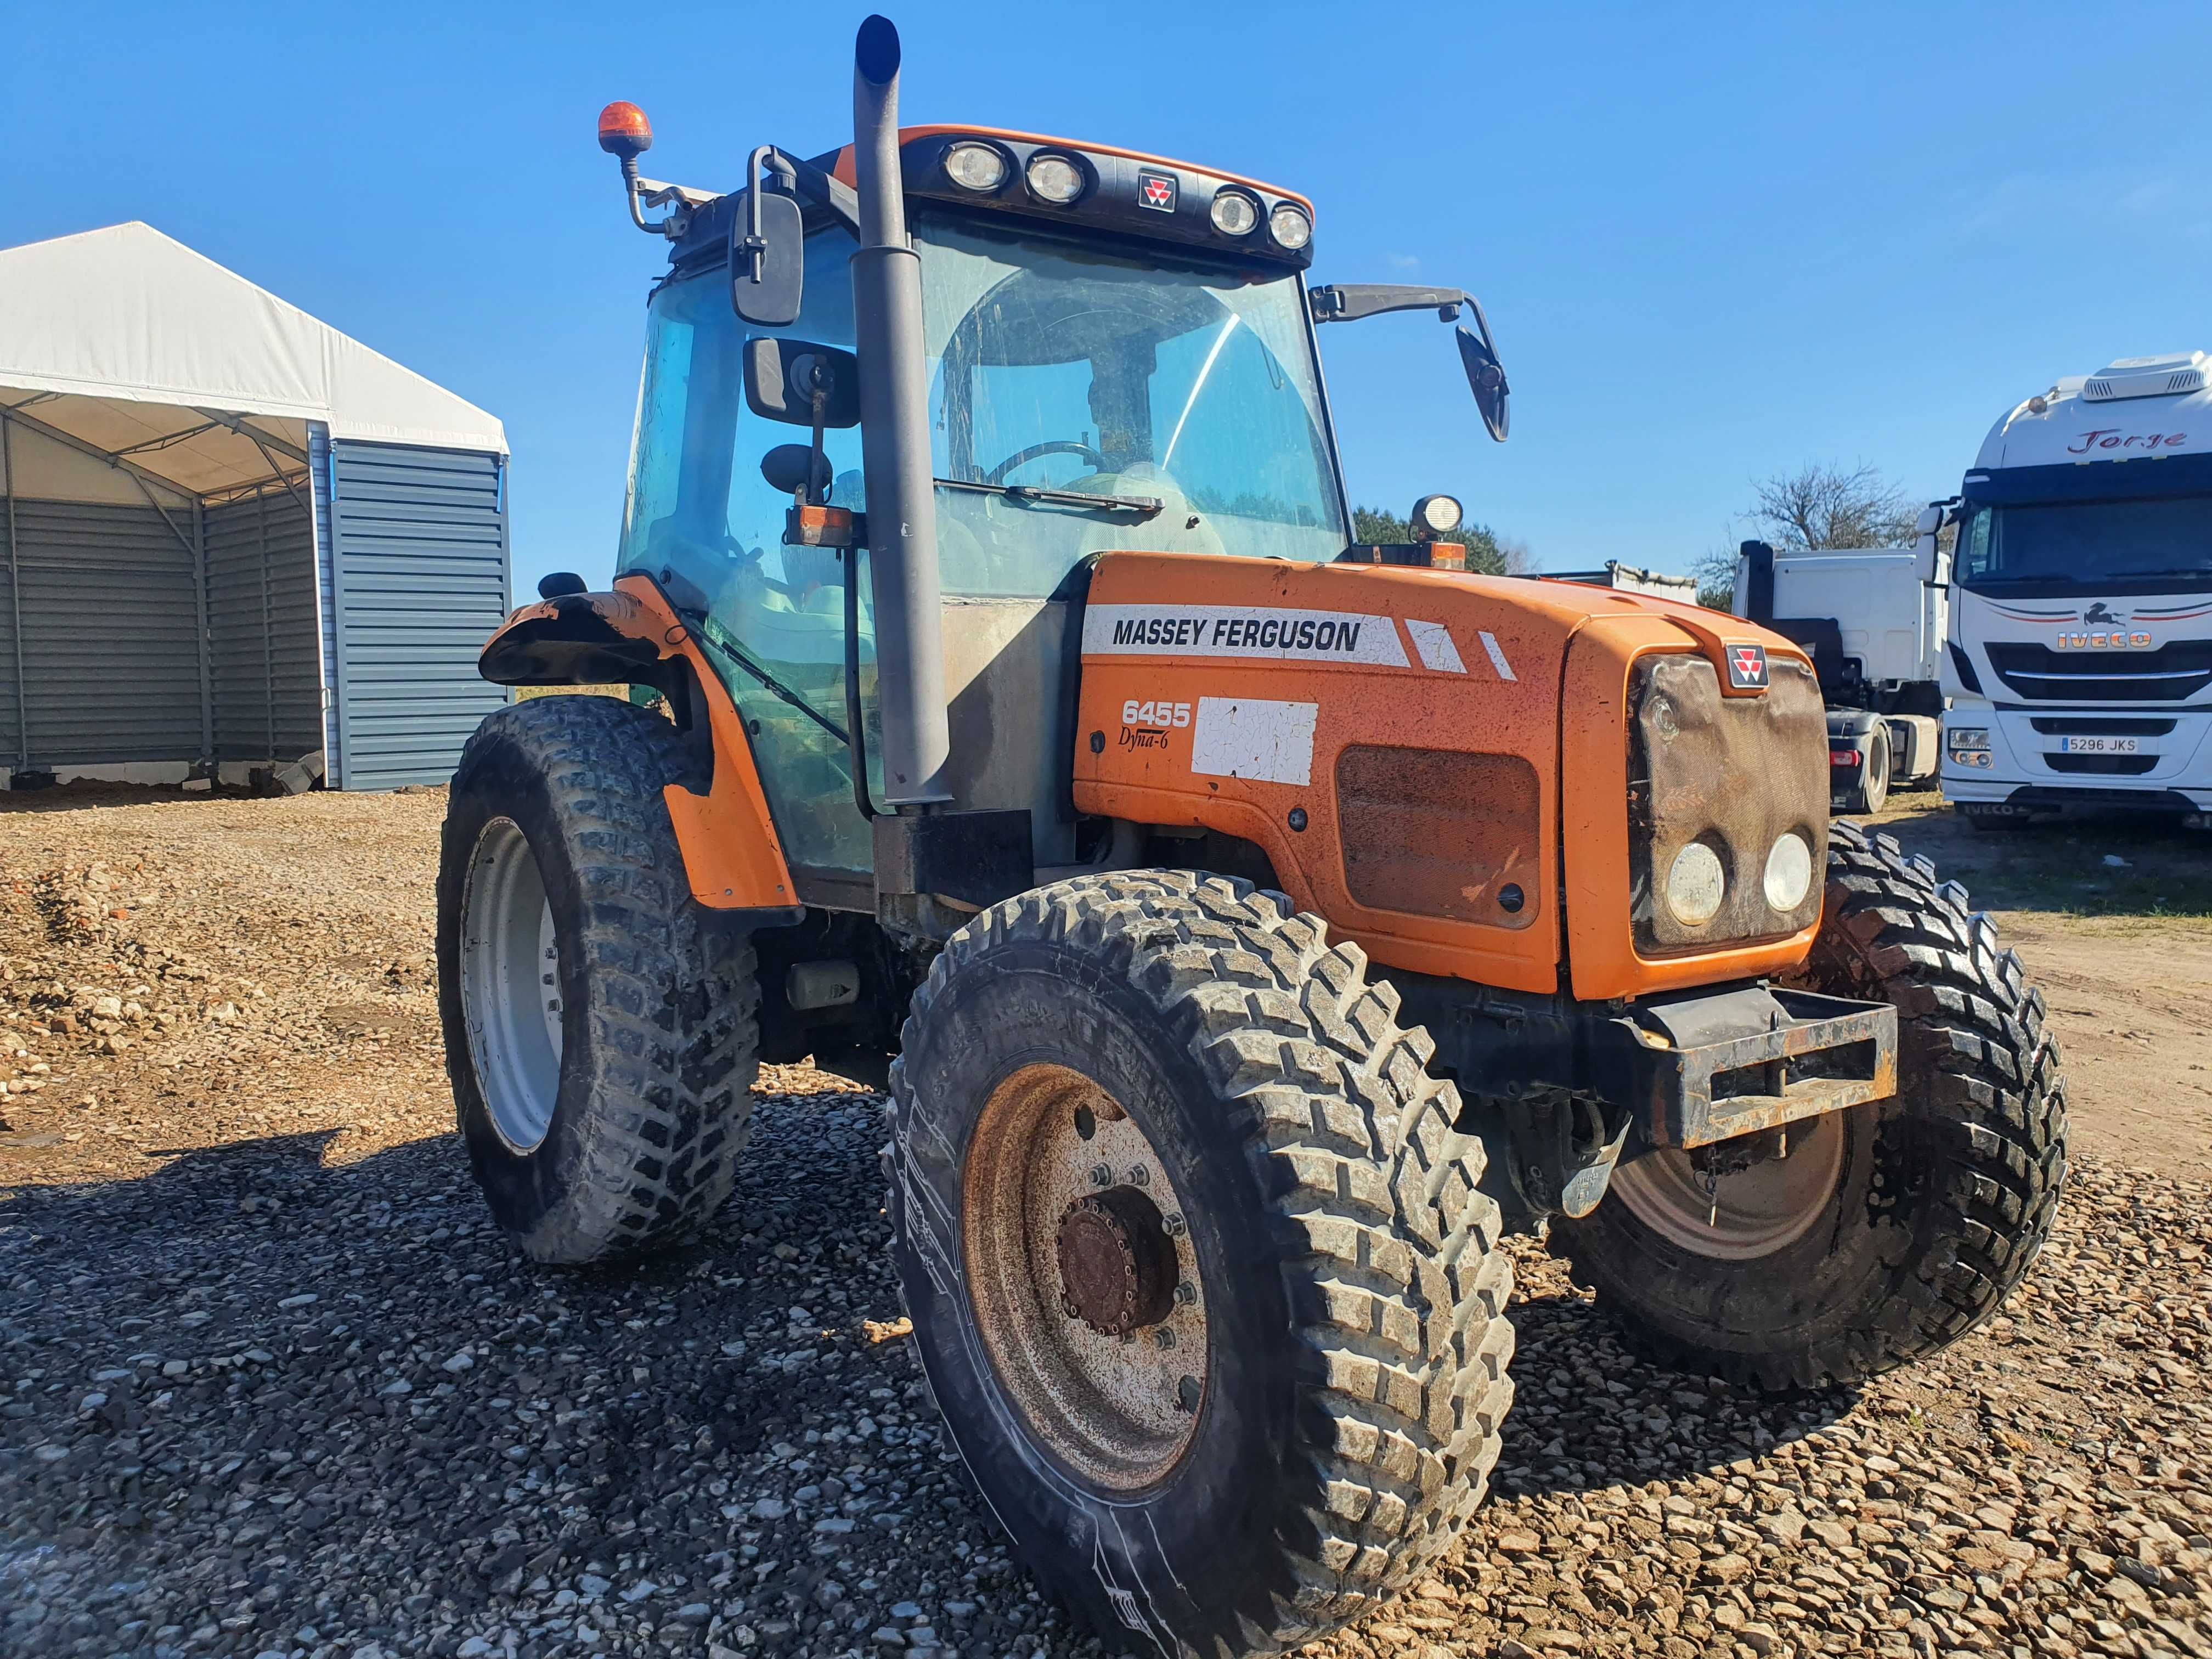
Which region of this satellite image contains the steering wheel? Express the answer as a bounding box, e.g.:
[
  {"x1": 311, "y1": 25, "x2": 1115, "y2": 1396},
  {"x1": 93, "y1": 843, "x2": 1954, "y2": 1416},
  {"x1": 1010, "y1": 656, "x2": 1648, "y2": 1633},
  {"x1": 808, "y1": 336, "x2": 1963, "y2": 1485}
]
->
[{"x1": 983, "y1": 440, "x2": 1109, "y2": 486}]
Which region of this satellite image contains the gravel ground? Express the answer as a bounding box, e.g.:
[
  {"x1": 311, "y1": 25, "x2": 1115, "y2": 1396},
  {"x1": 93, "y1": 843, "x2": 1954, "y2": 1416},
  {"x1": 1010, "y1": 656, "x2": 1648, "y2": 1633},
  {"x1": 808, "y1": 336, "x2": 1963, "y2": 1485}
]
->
[{"x1": 3, "y1": 787, "x2": 2211, "y2": 1659}]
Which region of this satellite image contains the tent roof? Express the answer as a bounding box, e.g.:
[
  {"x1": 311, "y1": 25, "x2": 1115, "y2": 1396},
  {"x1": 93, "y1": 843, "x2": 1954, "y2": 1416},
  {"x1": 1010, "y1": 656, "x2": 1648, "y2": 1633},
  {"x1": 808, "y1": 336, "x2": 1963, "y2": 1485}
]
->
[{"x1": 0, "y1": 223, "x2": 506, "y2": 500}]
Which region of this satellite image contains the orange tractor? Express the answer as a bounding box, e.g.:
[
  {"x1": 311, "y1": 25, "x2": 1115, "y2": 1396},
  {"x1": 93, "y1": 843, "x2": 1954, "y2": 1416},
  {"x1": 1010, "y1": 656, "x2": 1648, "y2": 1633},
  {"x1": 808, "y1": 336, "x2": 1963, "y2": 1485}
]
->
[{"x1": 438, "y1": 18, "x2": 2066, "y2": 1656}]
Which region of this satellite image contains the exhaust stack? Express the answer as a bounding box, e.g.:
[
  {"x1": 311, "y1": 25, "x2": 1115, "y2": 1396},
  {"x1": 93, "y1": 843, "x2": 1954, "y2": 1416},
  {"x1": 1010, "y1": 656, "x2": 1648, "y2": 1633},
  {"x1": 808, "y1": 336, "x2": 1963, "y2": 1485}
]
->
[{"x1": 850, "y1": 14, "x2": 952, "y2": 806}]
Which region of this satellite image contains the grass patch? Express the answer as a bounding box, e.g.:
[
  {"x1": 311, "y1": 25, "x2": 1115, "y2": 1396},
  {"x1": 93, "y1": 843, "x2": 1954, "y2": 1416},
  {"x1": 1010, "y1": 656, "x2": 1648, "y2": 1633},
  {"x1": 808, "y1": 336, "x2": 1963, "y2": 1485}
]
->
[{"x1": 1868, "y1": 795, "x2": 2212, "y2": 922}]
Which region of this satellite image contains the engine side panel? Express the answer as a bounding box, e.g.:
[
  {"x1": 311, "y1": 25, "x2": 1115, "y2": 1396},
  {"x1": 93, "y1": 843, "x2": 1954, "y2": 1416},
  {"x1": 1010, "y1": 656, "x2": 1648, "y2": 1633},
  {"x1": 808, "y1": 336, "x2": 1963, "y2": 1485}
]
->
[{"x1": 1071, "y1": 551, "x2": 1589, "y2": 994}]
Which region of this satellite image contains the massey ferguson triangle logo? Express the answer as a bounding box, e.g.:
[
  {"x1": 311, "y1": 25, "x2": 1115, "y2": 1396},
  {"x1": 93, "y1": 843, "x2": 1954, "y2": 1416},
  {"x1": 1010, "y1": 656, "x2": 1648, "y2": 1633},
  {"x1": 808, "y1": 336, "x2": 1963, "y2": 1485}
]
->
[
  {"x1": 1726, "y1": 643, "x2": 1770, "y2": 690},
  {"x1": 1138, "y1": 171, "x2": 1177, "y2": 212}
]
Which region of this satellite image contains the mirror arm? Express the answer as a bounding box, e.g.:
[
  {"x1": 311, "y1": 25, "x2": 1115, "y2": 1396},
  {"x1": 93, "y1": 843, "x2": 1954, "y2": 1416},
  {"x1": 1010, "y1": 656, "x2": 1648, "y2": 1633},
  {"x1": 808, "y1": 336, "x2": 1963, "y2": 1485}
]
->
[
  {"x1": 1310, "y1": 283, "x2": 1470, "y2": 325},
  {"x1": 772, "y1": 148, "x2": 864, "y2": 238}
]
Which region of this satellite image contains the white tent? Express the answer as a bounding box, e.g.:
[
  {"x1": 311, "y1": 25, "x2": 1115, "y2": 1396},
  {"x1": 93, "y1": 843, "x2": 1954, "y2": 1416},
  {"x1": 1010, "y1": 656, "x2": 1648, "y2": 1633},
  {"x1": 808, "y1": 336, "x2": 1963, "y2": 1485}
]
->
[{"x1": 0, "y1": 223, "x2": 512, "y2": 790}]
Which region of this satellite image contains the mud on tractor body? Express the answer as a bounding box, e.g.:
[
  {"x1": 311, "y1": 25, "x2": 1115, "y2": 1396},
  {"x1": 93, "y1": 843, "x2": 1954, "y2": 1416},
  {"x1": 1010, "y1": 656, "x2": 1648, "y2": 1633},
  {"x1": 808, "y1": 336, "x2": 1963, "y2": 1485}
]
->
[{"x1": 436, "y1": 19, "x2": 2067, "y2": 1657}]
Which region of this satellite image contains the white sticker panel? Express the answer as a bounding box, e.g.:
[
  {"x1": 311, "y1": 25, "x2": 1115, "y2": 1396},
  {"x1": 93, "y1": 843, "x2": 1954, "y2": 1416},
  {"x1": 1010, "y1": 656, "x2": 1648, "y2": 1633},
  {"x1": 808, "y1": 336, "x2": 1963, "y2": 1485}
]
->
[
  {"x1": 1190, "y1": 697, "x2": 1318, "y2": 787},
  {"x1": 1403, "y1": 618, "x2": 1467, "y2": 674},
  {"x1": 1084, "y1": 603, "x2": 1408, "y2": 667},
  {"x1": 1478, "y1": 630, "x2": 1517, "y2": 681}
]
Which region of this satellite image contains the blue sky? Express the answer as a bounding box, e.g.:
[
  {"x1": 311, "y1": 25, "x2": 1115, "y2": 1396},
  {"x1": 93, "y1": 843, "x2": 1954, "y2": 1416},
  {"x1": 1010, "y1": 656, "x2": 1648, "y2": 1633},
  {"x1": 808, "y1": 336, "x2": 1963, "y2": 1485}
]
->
[{"x1": 9, "y1": 2, "x2": 2210, "y2": 594}]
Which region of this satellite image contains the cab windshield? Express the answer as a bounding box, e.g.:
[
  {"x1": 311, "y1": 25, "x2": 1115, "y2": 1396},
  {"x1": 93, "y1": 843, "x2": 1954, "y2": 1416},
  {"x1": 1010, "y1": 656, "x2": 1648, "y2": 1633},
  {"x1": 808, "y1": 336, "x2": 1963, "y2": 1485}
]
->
[
  {"x1": 1957, "y1": 496, "x2": 2212, "y2": 590},
  {"x1": 917, "y1": 210, "x2": 1347, "y2": 592},
  {"x1": 614, "y1": 210, "x2": 1346, "y2": 873}
]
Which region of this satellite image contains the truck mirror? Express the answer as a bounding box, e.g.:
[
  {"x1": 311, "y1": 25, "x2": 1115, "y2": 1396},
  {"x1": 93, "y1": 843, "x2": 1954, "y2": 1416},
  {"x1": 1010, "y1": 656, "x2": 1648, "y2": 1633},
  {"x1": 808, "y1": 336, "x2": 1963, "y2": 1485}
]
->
[
  {"x1": 744, "y1": 338, "x2": 862, "y2": 427},
  {"x1": 1457, "y1": 320, "x2": 1510, "y2": 442},
  {"x1": 730, "y1": 183, "x2": 805, "y2": 326}
]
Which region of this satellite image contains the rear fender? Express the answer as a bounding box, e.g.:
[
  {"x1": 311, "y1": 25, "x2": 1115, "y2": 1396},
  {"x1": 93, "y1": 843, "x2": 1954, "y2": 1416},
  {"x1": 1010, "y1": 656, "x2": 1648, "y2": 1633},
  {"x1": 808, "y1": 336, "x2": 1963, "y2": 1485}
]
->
[{"x1": 477, "y1": 578, "x2": 799, "y2": 917}]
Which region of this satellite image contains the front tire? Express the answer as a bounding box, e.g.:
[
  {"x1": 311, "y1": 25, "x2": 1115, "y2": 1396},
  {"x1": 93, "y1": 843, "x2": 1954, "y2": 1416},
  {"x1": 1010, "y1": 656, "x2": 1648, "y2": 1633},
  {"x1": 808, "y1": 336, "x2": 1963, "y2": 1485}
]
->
[
  {"x1": 888, "y1": 872, "x2": 1514, "y2": 1657},
  {"x1": 1555, "y1": 822, "x2": 2066, "y2": 1390},
  {"x1": 437, "y1": 695, "x2": 760, "y2": 1264}
]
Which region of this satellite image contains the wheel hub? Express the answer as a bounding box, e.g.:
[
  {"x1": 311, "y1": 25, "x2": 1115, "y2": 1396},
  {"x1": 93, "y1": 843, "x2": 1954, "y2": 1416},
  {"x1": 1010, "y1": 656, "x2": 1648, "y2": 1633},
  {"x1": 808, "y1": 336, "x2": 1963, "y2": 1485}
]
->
[
  {"x1": 1056, "y1": 1187, "x2": 1175, "y2": 1335},
  {"x1": 962, "y1": 1064, "x2": 1209, "y2": 1489}
]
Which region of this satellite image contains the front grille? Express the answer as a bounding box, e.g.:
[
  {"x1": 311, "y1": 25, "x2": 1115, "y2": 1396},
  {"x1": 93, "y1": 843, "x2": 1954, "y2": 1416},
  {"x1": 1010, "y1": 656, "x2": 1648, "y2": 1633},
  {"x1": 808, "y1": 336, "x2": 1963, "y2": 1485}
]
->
[
  {"x1": 2044, "y1": 753, "x2": 2158, "y2": 775},
  {"x1": 1987, "y1": 641, "x2": 2212, "y2": 703},
  {"x1": 2028, "y1": 716, "x2": 2175, "y2": 735}
]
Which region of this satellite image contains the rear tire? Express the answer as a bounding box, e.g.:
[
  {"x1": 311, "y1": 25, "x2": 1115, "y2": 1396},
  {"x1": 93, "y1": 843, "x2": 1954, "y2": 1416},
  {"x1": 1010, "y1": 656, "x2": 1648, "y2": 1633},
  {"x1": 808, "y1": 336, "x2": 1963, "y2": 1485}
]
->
[
  {"x1": 1838, "y1": 727, "x2": 1891, "y2": 814},
  {"x1": 1554, "y1": 822, "x2": 2066, "y2": 1390},
  {"x1": 888, "y1": 871, "x2": 1514, "y2": 1656},
  {"x1": 437, "y1": 695, "x2": 759, "y2": 1265}
]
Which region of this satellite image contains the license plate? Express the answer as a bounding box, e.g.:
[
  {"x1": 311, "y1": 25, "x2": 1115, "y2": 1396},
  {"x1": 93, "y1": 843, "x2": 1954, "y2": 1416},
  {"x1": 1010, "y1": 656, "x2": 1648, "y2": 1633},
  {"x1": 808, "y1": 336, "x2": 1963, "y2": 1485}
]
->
[{"x1": 2059, "y1": 736, "x2": 2140, "y2": 754}]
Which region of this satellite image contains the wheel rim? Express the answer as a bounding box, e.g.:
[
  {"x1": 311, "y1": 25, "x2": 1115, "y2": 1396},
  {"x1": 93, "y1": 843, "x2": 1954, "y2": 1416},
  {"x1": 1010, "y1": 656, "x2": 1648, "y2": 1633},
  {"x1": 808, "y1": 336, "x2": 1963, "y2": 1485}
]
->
[
  {"x1": 962, "y1": 1064, "x2": 1209, "y2": 1491},
  {"x1": 1608, "y1": 1111, "x2": 1847, "y2": 1260},
  {"x1": 460, "y1": 817, "x2": 563, "y2": 1154}
]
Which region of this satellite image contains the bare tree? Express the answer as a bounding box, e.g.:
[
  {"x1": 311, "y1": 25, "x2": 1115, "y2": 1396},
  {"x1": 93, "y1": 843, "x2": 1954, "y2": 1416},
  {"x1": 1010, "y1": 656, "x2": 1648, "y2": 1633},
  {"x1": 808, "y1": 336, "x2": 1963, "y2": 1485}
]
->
[
  {"x1": 1496, "y1": 534, "x2": 1537, "y2": 576},
  {"x1": 1691, "y1": 544, "x2": 1740, "y2": 611},
  {"x1": 1747, "y1": 462, "x2": 1920, "y2": 552}
]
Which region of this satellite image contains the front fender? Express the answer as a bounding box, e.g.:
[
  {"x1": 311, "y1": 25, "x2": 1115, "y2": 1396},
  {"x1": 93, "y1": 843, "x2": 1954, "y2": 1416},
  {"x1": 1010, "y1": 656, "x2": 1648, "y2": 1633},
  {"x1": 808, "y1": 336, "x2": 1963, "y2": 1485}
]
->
[{"x1": 477, "y1": 578, "x2": 799, "y2": 917}]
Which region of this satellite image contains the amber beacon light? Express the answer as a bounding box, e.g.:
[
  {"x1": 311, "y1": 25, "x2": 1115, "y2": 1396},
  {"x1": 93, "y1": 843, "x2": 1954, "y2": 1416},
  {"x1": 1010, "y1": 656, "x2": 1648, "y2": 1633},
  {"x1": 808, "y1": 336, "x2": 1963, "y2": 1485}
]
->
[{"x1": 596, "y1": 101, "x2": 653, "y2": 160}]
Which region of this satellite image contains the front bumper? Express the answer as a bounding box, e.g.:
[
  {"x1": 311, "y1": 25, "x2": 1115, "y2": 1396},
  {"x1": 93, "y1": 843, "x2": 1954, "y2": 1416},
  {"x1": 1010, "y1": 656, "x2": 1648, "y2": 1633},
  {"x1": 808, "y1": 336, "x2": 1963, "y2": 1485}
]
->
[
  {"x1": 1611, "y1": 986, "x2": 1898, "y2": 1149},
  {"x1": 1401, "y1": 973, "x2": 1900, "y2": 1221}
]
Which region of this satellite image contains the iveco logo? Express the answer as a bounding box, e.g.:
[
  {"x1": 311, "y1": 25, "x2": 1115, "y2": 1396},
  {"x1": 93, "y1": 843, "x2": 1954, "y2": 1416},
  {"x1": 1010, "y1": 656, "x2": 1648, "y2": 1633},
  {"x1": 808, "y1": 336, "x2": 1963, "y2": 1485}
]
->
[{"x1": 2054, "y1": 632, "x2": 2155, "y2": 650}]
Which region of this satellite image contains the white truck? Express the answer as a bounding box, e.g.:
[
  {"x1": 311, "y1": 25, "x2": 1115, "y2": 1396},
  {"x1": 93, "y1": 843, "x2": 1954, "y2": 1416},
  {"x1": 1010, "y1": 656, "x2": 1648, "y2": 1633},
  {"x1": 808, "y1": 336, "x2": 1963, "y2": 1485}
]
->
[
  {"x1": 1731, "y1": 533, "x2": 1949, "y2": 812},
  {"x1": 1939, "y1": 351, "x2": 2212, "y2": 830}
]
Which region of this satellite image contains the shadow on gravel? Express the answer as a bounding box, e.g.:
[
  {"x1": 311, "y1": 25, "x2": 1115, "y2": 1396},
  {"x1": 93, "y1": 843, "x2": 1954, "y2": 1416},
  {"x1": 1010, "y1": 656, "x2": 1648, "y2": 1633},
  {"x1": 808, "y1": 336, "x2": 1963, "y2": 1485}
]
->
[
  {"x1": 2, "y1": 1095, "x2": 1863, "y2": 1656},
  {"x1": 0, "y1": 1088, "x2": 955, "y2": 1657},
  {"x1": 1492, "y1": 1283, "x2": 1862, "y2": 1507}
]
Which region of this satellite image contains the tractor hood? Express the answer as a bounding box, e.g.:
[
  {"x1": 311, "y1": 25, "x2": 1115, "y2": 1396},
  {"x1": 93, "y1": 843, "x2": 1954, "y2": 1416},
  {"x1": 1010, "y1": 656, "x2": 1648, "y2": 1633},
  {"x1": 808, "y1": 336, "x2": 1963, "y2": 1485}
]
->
[{"x1": 1073, "y1": 550, "x2": 1822, "y2": 1000}]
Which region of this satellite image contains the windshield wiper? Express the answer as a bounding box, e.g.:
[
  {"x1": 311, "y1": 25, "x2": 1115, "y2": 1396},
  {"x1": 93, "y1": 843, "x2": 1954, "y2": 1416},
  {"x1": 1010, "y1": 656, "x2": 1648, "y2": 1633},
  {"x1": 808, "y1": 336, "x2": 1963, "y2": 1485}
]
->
[
  {"x1": 935, "y1": 476, "x2": 1163, "y2": 518},
  {"x1": 691, "y1": 611, "x2": 850, "y2": 747}
]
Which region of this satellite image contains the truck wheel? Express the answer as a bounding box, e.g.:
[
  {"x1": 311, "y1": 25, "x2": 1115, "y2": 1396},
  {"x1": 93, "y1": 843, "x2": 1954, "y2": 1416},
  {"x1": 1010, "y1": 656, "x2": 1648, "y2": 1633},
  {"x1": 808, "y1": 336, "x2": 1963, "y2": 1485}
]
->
[
  {"x1": 1839, "y1": 726, "x2": 1891, "y2": 814},
  {"x1": 888, "y1": 871, "x2": 1514, "y2": 1656},
  {"x1": 1554, "y1": 822, "x2": 2065, "y2": 1390},
  {"x1": 437, "y1": 695, "x2": 759, "y2": 1265}
]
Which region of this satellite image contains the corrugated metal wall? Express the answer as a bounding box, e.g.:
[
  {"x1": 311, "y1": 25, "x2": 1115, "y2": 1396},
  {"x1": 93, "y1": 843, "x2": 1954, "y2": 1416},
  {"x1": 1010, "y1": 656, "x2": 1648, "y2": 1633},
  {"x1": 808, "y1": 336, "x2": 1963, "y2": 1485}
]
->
[
  {"x1": 329, "y1": 440, "x2": 509, "y2": 791},
  {"x1": 7, "y1": 496, "x2": 205, "y2": 768},
  {"x1": 0, "y1": 433, "x2": 20, "y2": 767},
  {"x1": 309, "y1": 425, "x2": 341, "y2": 777},
  {"x1": 205, "y1": 484, "x2": 321, "y2": 764}
]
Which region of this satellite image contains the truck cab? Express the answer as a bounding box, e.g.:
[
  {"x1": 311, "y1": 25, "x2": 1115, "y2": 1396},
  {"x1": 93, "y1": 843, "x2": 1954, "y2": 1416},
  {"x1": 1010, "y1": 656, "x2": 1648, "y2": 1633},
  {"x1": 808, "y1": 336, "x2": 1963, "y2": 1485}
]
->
[
  {"x1": 1940, "y1": 352, "x2": 2212, "y2": 829},
  {"x1": 1732, "y1": 529, "x2": 1951, "y2": 812}
]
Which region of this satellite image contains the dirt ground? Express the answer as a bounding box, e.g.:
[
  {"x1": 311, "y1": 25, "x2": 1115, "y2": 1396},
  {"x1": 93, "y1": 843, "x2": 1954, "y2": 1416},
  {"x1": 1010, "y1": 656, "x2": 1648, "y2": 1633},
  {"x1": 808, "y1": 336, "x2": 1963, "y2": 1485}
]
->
[
  {"x1": 1865, "y1": 789, "x2": 2212, "y2": 1181},
  {"x1": 2, "y1": 783, "x2": 2209, "y2": 1659}
]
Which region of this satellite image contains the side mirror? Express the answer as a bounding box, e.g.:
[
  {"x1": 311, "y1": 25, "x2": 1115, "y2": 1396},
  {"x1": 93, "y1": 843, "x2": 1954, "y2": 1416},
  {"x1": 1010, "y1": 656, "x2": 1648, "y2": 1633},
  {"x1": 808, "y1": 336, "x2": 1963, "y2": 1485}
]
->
[
  {"x1": 1456, "y1": 311, "x2": 1510, "y2": 442},
  {"x1": 760, "y1": 443, "x2": 834, "y2": 499},
  {"x1": 731, "y1": 146, "x2": 805, "y2": 326},
  {"x1": 744, "y1": 338, "x2": 862, "y2": 427}
]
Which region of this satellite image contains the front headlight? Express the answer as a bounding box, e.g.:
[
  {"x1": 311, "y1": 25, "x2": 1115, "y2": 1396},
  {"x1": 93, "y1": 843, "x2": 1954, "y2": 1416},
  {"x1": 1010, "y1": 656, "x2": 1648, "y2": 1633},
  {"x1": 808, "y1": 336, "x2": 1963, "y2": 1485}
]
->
[
  {"x1": 1948, "y1": 727, "x2": 1990, "y2": 752},
  {"x1": 1666, "y1": 842, "x2": 1726, "y2": 926},
  {"x1": 1762, "y1": 832, "x2": 1814, "y2": 912}
]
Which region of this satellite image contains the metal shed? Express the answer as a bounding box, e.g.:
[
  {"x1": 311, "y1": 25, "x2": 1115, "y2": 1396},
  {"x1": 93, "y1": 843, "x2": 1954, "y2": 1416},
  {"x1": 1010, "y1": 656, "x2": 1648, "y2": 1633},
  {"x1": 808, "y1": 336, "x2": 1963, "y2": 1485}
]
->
[{"x1": 0, "y1": 222, "x2": 511, "y2": 791}]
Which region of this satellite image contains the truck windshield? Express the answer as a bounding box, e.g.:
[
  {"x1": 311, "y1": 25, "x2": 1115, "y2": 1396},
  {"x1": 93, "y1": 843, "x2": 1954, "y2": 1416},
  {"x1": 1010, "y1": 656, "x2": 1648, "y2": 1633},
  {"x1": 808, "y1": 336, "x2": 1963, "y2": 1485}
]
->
[
  {"x1": 914, "y1": 209, "x2": 1347, "y2": 595},
  {"x1": 1957, "y1": 496, "x2": 2212, "y2": 588}
]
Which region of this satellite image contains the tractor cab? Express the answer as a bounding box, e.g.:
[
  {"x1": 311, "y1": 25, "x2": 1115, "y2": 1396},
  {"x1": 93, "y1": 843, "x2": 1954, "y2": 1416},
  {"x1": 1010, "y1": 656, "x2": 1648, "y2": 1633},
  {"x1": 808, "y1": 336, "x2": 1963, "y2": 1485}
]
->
[{"x1": 607, "y1": 120, "x2": 1504, "y2": 882}]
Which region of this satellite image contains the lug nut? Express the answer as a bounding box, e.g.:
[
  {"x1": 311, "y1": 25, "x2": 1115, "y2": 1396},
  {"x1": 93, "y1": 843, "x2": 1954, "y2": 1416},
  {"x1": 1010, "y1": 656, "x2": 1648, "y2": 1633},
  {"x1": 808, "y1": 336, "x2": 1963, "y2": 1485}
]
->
[
  {"x1": 1152, "y1": 1328, "x2": 1176, "y2": 1350},
  {"x1": 1173, "y1": 1282, "x2": 1197, "y2": 1306},
  {"x1": 1088, "y1": 1164, "x2": 1112, "y2": 1187},
  {"x1": 1162, "y1": 1213, "x2": 1186, "y2": 1238},
  {"x1": 1125, "y1": 1165, "x2": 1149, "y2": 1187}
]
